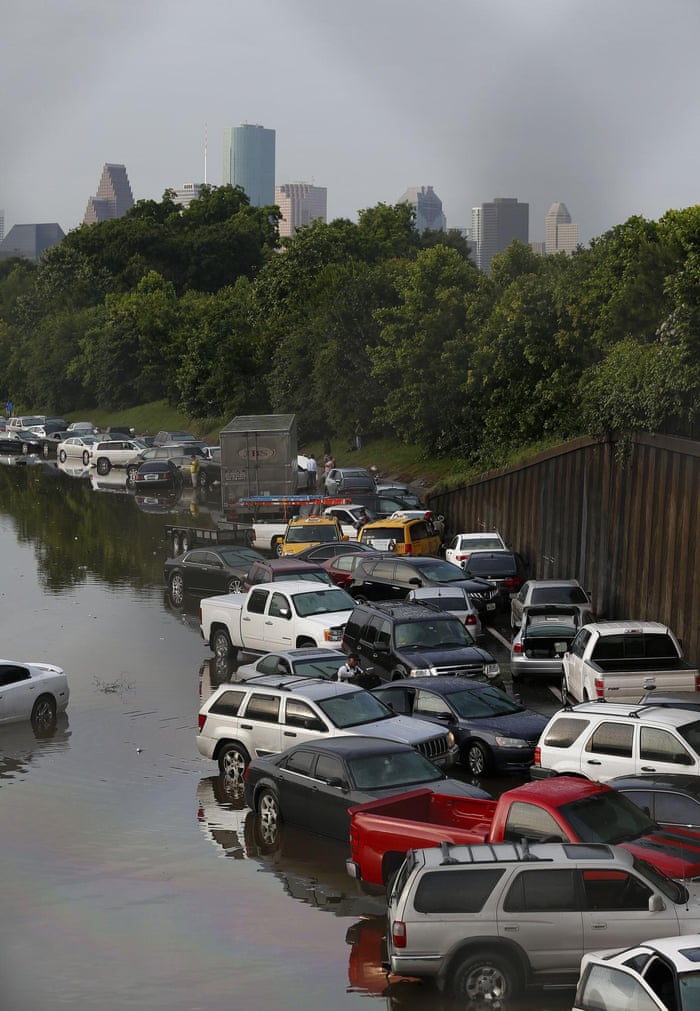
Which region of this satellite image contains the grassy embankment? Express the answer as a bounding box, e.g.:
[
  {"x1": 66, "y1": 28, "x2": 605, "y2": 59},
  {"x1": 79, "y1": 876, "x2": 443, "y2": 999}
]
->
[{"x1": 67, "y1": 401, "x2": 561, "y2": 496}]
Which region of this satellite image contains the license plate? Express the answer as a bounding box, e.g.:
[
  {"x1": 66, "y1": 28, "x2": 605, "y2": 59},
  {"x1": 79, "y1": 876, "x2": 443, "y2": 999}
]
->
[
  {"x1": 486, "y1": 602, "x2": 496, "y2": 611},
  {"x1": 145, "y1": 474, "x2": 159, "y2": 481}
]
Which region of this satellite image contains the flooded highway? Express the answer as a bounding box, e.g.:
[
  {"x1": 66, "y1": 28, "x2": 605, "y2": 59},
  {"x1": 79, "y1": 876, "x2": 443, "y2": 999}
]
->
[{"x1": 0, "y1": 461, "x2": 571, "y2": 1011}]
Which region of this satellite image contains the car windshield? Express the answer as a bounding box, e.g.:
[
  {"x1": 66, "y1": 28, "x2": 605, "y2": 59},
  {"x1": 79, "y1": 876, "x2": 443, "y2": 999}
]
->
[
  {"x1": 218, "y1": 547, "x2": 262, "y2": 565},
  {"x1": 559, "y1": 791, "x2": 658, "y2": 846},
  {"x1": 678, "y1": 720, "x2": 700, "y2": 754},
  {"x1": 632, "y1": 855, "x2": 689, "y2": 904},
  {"x1": 460, "y1": 535, "x2": 503, "y2": 550},
  {"x1": 290, "y1": 570, "x2": 332, "y2": 584},
  {"x1": 350, "y1": 750, "x2": 444, "y2": 790},
  {"x1": 292, "y1": 657, "x2": 346, "y2": 679},
  {"x1": 531, "y1": 585, "x2": 588, "y2": 604},
  {"x1": 317, "y1": 690, "x2": 394, "y2": 728},
  {"x1": 450, "y1": 686, "x2": 524, "y2": 718},
  {"x1": 286, "y1": 525, "x2": 340, "y2": 544},
  {"x1": 394, "y1": 618, "x2": 475, "y2": 649},
  {"x1": 291, "y1": 588, "x2": 355, "y2": 616},
  {"x1": 410, "y1": 560, "x2": 469, "y2": 583},
  {"x1": 466, "y1": 555, "x2": 515, "y2": 576}
]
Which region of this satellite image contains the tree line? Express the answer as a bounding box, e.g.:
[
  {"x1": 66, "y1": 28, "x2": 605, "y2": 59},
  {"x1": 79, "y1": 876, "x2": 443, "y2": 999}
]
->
[{"x1": 0, "y1": 184, "x2": 698, "y2": 469}]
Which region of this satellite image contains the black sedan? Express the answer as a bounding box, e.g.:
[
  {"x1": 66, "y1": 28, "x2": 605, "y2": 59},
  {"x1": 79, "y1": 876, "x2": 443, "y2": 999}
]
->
[
  {"x1": 292, "y1": 541, "x2": 377, "y2": 564},
  {"x1": 371, "y1": 677, "x2": 549, "y2": 777},
  {"x1": 346, "y1": 555, "x2": 499, "y2": 614},
  {"x1": 164, "y1": 545, "x2": 266, "y2": 605},
  {"x1": 609, "y1": 773, "x2": 700, "y2": 830},
  {"x1": 133, "y1": 459, "x2": 181, "y2": 490},
  {"x1": 243, "y1": 736, "x2": 490, "y2": 843}
]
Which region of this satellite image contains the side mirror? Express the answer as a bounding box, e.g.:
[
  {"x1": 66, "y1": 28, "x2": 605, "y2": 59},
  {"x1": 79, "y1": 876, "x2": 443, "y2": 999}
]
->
[
  {"x1": 409, "y1": 577, "x2": 422, "y2": 587},
  {"x1": 649, "y1": 894, "x2": 665, "y2": 912}
]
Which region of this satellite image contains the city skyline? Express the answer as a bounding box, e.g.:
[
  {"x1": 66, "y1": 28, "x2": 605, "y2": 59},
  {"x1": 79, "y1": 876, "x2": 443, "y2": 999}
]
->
[{"x1": 4, "y1": 2, "x2": 700, "y2": 244}]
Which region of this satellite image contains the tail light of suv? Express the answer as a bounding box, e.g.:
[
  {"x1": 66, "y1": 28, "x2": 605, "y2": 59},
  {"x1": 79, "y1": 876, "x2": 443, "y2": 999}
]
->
[
  {"x1": 198, "y1": 713, "x2": 207, "y2": 731},
  {"x1": 534, "y1": 746, "x2": 541, "y2": 766},
  {"x1": 595, "y1": 677, "x2": 605, "y2": 698},
  {"x1": 391, "y1": 921, "x2": 407, "y2": 949},
  {"x1": 503, "y1": 576, "x2": 521, "y2": 589}
]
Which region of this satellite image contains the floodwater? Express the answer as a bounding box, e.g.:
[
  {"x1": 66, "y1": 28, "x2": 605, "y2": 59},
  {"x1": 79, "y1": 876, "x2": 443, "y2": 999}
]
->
[{"x1": 0, "y1": 461, "x2": 572, "y2": 1011}]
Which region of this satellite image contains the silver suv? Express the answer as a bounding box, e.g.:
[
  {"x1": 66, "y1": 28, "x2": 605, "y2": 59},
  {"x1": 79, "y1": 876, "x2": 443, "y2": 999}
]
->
[
  {"x1": 387, "y1": 840, "x2": 700, "y2": 1002},
  {"x1": 197, "y1": 674, "x2": 458, "y2": 781}
]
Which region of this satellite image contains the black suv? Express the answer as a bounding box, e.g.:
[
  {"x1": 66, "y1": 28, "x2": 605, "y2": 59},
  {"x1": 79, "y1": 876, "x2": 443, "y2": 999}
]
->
[
  {"x1": 461, "y1": 550, "x2": 529, "y2": 611},
  {"x1": 341, "y1": 601, "x2": 502, "y2": 686},
  {"x1": 347, "y1": 555, "x2": 498, "y2": 614}
]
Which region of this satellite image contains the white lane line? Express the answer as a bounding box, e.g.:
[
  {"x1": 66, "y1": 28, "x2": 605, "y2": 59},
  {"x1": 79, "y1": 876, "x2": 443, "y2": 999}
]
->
[{"x1": 485, "y1": 625, "x2": 512, "y2": 650}]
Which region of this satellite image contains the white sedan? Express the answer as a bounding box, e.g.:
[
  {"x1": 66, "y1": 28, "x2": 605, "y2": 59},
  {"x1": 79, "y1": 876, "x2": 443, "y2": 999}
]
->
[
  {"x1": 58, "y1": 435, "x2": 100, "y2": 466},
  {"x1": 0, "y1": 660, "x2": 69, "y2": 730},
  {"x1": 444, "y1": 530, "x2": 507, "y2": 566}
]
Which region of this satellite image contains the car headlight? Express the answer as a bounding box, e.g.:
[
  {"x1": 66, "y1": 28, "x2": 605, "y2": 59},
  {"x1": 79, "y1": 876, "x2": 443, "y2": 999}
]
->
[
  {"x1": 495, "y1": 736, "x2": 529, "y2": 748},
  {"x1": 409, "y1": 667, "x2": 436, "y2": 677},
  {"x1": 483, "y1": 663, "x2": 501, "y2": 678},
  {"x1": 446, "y1": 731, "x2": 456, "y2": 748}
]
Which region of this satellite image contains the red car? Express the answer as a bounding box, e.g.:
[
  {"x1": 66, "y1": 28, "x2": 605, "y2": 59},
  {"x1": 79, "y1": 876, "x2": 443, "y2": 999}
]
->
[{"x1": 322, "y1": 550, "x2": 388, "y2": 588}]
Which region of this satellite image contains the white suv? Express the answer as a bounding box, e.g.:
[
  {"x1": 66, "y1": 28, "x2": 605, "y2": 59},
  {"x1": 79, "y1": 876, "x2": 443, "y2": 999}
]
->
[
  {"x1": 197, "y1": 674, "x2": 458, "y2": 781},
  {"x1": 532, "y1": 702, "x2": 700, "y2": 782},
  {"x1": 89, "y1": 440, "x2": 144, "y2": 476},
  {"x1": 387, "y1": 840, "x2": 700, "y2": 1002}
]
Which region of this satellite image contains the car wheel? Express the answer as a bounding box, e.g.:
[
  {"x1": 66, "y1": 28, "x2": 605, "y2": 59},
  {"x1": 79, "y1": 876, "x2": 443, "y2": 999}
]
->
[
  {"x1": 257, "y1": 789, "x2": 282, "y2": 845},
  {"x1": 451, "y1": 950, "x2": 521, "y2": 1002},
  {"x1": 82, "y1": 450, "x2": 90, "y2": 466},
  {"x1": 227, "y1": 577, "x2": 244, "y2": 594},
  {"x1": 181, "y1": 533, "x2": 190, "y2": 553},
  {"x1": 353, "y1": 594, "x2": 369, "y2": 604},
  {"x1": 42, "y1": 442, "x2": 50, "y2": 458},
  {"x1": 31, "y1": 694, "x2": 57, "y2": 733},
  {"x1": 169, "y1": 573, "x2": 185, "y2": 606},
  {"x1": 96, "y1": 457, "x2": 111, "y2": 475},
  {"x1": 198, "y1": 472, "x2": 208, "y2": 489},
  {"x1": 21, "y1": 442, "x2": 28, "y2": 455},
  {"x1": 217, "y1": 742, "x2": 250, "y2": 781},
  {"x1": 274, "y1": 539, "x2": 284, "y2": 557},
  {"x1": 211, "y1": 628, "x2": 237, "y2": 661},
  {"x1": 391, "y1": 667, "x2": 408, "y2": 681},
  {"x1": 59, "y1": 449, "x2": 67, "y2": 463},
  {"x1": 126, "y1": 464, "x2": 138, "y2": 481},
  {"x1": 465, "y1": 741, "x2": 490, "y2": 777}
]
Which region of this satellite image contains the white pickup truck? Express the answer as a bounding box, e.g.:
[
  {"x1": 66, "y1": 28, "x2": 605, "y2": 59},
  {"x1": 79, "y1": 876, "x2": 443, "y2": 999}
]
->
[
  {"x1": 199, "y1": 581, "x2": 356, "y2": 660},
  {"x1": 563, "y1": 620, "x2": 699, "y2": 703}
]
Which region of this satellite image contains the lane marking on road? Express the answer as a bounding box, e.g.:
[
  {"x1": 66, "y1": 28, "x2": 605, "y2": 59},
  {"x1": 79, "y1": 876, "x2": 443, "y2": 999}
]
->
[{"x1": 485, "y1": 625, "x2": 512, "y2": 650}]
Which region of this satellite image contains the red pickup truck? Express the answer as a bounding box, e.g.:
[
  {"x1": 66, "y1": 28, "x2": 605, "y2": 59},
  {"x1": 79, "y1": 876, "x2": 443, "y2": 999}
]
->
[{"x1": 346, "y1": 775, "x2": 700, "y2": 887}]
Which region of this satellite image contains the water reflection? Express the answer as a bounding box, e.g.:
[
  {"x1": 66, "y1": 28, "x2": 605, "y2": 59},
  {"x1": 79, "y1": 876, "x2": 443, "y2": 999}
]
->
[
  {"x1": 197, "y1": 774, "x2": 387, "y2": 918},
  {"x1": 0, "y1": 714, "x2": 72, "y2": 783}
]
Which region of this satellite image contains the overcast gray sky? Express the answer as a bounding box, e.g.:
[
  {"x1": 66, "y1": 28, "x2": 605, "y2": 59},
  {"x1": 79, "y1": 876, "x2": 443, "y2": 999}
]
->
[{"x1": 3, "y1": 0, "x2": 700, "y2": 245}]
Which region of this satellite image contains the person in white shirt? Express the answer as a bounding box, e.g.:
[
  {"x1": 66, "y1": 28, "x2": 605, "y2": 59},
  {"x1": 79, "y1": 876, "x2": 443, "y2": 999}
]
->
[
  {"x1": 306, "y1": 454, "x2": 318, "y2": 490},
  {"x1": 337, "y1": 654, "x2": 363, "y2": 682}
]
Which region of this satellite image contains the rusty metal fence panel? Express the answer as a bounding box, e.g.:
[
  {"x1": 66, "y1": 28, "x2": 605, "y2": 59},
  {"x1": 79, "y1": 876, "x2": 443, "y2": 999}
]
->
[{"x1": 429, "y1": 433, "x2": 700, "y2": 664}]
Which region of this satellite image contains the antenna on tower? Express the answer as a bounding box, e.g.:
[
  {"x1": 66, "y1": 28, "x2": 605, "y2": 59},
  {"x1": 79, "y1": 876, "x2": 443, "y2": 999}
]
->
[{"x1": 204, "y1": 122, "x2": 208, "y2": 185}]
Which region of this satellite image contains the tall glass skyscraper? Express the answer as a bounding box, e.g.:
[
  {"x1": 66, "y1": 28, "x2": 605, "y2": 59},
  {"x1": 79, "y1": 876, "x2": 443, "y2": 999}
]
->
[{"x1": 222, "y1": 123, "x2": 275, "y2": 207}]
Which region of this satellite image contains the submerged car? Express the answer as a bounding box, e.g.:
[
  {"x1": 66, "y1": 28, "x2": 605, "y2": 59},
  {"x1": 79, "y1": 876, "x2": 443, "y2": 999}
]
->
[
  {"x1": 0, "y1": 659, "x2": 69, "y2": 730},
  {"x1": 243, "y1": 736, "x2": 490, "y2": 843},
  {"x1": 133, "y1": 459, "x2": 182, "y2": 490},
  {"x1": 164, "y1": 545, "x2": 266, "y2": 604}
]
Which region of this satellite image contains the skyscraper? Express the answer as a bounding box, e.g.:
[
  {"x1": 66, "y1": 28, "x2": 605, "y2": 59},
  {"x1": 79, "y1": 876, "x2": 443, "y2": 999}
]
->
[
  {"x1": 398, "y1": 185, "x2": 447, "y2": 233},
  {"x1": 169, "y1": 183, "x2": 203, "y2": 208},
  {"x1": 83, "y1": 164, "x2": 134, "y2": 224},
  {"x1": 545, "y1": 202, "x2": 579, "y2": 254},
  {"x1": 275, "y1": 183, "x2": 327, "y2": 237},
  {"x1": 222, "y1": 123, "x2": 275, "y2": 207},
  {"x1": 0, "y1": 223, "x2": 65, "y2": 262},
  {"x1": 471, "y1": 197, "x2": 529, "y2": 274}
]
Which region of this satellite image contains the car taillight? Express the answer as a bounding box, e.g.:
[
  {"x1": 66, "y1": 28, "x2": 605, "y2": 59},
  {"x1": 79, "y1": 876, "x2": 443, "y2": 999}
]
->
[
  {"x1": 404, "y1": 544, "x2": 412, "y2": 555},
  {"x1": 534, "y1": 746, "x2": 541, "y2": 766},
  {"x1": 465, "y1": 614, "x2": 477, "y2": 626},
  {"x1": 391, "y1": 921, "x2": 406, "y2": 949},
  {"x1": 198, "y1": 713, "x2": 206, "y2": 731},
  {"x1": 456, "y1": 553, "x2": 468, "y2": 561},
  {"x1": 595, "y1": 677, "x2": 605, "y2": 698},
  {"x1": 513, "y1": 642, "x2": 523, "y2": 653},
  {"x1": 503, "y1": 576, "x2": 521, "y2": 588}
]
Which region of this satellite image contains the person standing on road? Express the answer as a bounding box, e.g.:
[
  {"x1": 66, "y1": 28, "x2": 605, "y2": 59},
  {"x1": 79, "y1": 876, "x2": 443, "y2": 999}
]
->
[
  {"x1": 306, "y1": 453, "x2": 318, "y2": 490},
  {"x1": 189, "y1": 454, "x2": 201, "y2": 488},
  {"x1": 337, "y1": 654, "x2": 363, "y2": 682}
]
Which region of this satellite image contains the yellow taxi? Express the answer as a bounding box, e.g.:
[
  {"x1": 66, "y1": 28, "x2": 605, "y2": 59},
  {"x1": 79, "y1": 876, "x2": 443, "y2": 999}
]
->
[
  {"x1": 279, "y1": 514, "x2": 346, "y2": 556},
  {"x1": 358, "y1": 515, "x2": 441, "y2": 556}
]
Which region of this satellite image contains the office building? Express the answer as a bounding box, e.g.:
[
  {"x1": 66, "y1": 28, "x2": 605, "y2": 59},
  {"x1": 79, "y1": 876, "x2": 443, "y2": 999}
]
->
[
  {"x1": 222, "y1": 123, "x2": 275, "y2": 207},
  {"x1": 0, "y1": 223, "x2": 65, "y2": 262},
  {"x1": 170, "y1": 183, "x2": 203, "y2": 208},
  {"x1": 398, "y1": 185, "x2": 447, "y2": 233},
  {"x1": 83, "y1": 163, "x2": 134, "y2": 225},
  {"x1": 545, "y1": 202, "x2": 579, "y2": 254},
  {"x1": 275, "y1": 183, "x2": 327, "y2": 237},
  {"x1": 471, "y1": 197, "x2": 529, "y2": 274}
]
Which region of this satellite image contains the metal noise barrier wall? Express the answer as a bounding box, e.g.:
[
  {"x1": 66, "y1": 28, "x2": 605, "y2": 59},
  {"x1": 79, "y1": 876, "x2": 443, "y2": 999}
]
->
[{"x1": 429, "y1": 433, "x2": 700, "y2": 664}]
